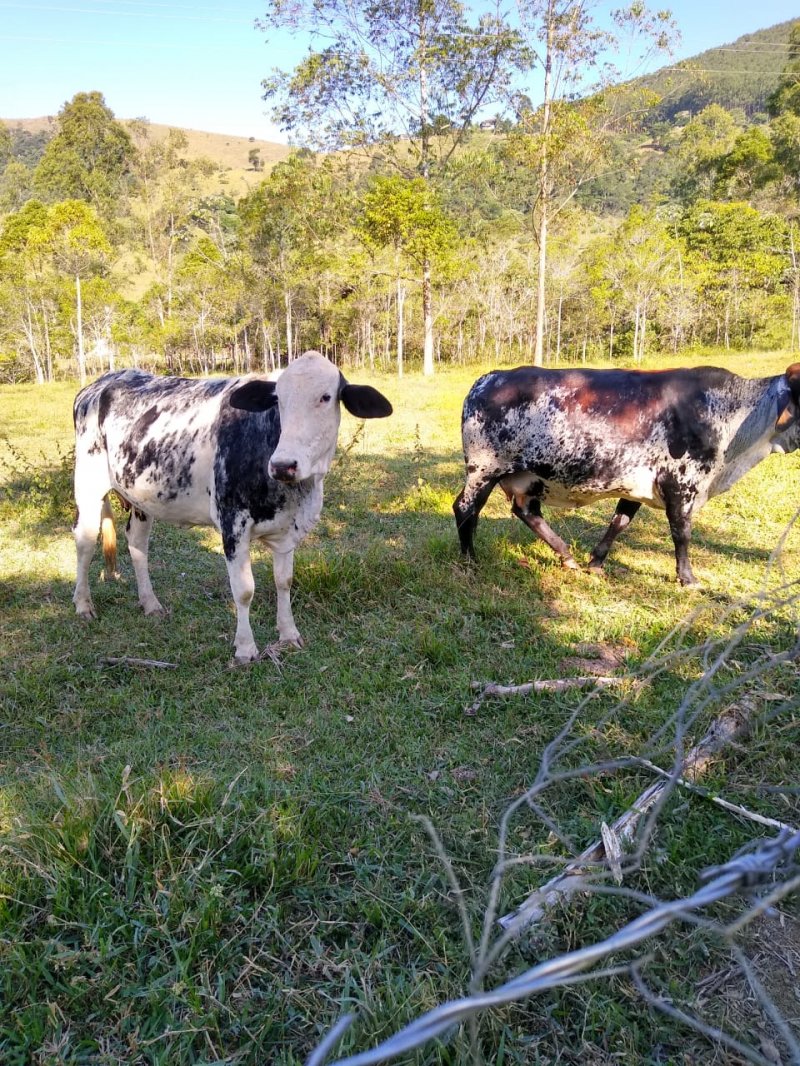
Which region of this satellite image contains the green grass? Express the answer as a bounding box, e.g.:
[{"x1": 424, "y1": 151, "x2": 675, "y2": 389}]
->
[{"x1": 1, "y1": 352, "x2": 799, "y2": 1065}]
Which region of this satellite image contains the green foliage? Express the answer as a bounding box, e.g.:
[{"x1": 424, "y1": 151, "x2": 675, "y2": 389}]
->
[
  {"x1": 0, "y1": 121, "x2": 11, "y2": 170},
  {"x1": 359, "y1": 175, "x2": 457, "y2": 270},
  {"x1": 644, "y1": 19, "x2": 796, "y2": 121},
  {"x1": 31, "y1": 92, "x2": 136, "y2": 214}
]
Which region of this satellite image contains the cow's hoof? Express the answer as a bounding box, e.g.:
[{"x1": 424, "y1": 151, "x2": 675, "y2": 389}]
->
[
  {"x1": 278, "y1": 635, "x2": 305, "y2": 651},
  {"x1": 232, "y1": 651, "x2": 260, "y2": 666},
  {"x1": 76, "y1": 605, "x2": 97, "y2": 620},
  {"x1": 561, "y1": 557, "x2": 581, "y2": 571},
  {"x1": 141, "y1": 601, "x2": 167, "y2": 617},
  {"x1": 679, "y1": 579, "x2": 701, "y2": 590},
  {"x1": 586, "y1": 564, "x2": 606, "y2": 578}
]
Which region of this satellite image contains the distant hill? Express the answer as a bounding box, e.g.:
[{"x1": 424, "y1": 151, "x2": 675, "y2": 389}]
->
[
  {"x1": 1, "y1": 116, "x2": 293, "y2": 196},
  {"x1": 641, "y1": 19, "x2": 797, "y2": 122}
]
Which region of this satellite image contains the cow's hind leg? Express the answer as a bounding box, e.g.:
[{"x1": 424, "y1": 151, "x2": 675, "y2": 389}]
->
[
  {"x1": 512, "y1": 498, "x2": 579, "y2": 570},
  {"x1": 587, "y1": 499, "x2": 641, "y2": 575},
  {"x1": 453, "y1": 470, "x2": 498, "y2": 559},
  {"x1": 126, "y1": 510, "x2": 166, "y2": 615},
  {"x1": 73, "y1": 460, "x2": 112, "y2": 618}
]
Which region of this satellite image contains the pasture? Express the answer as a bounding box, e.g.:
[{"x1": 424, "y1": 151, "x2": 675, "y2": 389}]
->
[{"x1": 1, "y1": 352, "x2": 799, "y2": 1065}]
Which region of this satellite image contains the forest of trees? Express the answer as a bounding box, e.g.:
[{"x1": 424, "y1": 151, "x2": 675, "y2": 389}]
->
[{"x1": 1, "y1": 14, "x2": 800, "y2": 383}]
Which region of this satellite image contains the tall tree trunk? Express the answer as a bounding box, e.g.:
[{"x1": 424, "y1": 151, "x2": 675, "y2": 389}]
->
[
  {"x1": 633, "y1": 301, "x2": 641, "y2": 363},
  {"x1": 24, "y1": 304, "x2": 45, "y2": 385},
  {"x1": 422, "y1": 257, "x2": 434, "y2": 376},
  {"x1": 76, "y1": 275, "x2": 86, "y2": 386},
  {"x1": 42, "y1": 301, "x2": 53, "y2": 382},
  {"x1": 396, "y1": 279, "x2": 405, "y2": 378},
  {"x1": 533, "y1": 0, "x2": 555, "y2": 368},
  {"x1": 417, "y1": 5, "x2": 435, "y2": 377},
  {"x1": 284, "y1": 290, "x2": 293, "y2": 360}
]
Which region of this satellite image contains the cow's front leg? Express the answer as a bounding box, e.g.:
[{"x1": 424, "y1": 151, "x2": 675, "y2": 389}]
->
[
  {"x1": 126, "y1": 510, "x2": 166, "y2": 615},
  {"x1": 223, "y1": 534, "x2": 259, "y2": 661},
  {"x1": 512, "y1": 498, "x2": 580, "y2": 570},
  {"x1": 272, "y1": 549, "x2": 303, "y2": 647},
  {"x1": 588, "y1": 499, "x2": 641, "y2": 574},
  {"x1": 660, "y1": 481, "x2": 698, "y2": 587}
]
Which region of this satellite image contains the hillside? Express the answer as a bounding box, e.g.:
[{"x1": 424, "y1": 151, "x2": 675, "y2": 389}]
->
[
  {"x1": 641, "y1": 19, "x2": 796, "y2": 122},
  {"x1": 1, "y1": 116, "x2": 292, "y2": 196}
]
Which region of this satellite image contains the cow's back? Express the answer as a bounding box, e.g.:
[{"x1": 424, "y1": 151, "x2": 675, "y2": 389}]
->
[
  {"x1": 461, "y1": 364, "x2": 763, "y2": 508},
  {"x1": 75, "y1": 370, "x2": 285, "y2": 529}
]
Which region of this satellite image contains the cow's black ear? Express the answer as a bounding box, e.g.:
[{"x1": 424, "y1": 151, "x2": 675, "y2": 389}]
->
[
  {"x1": 229, "y1": 379, "x2": 277, "y2": 412},
  {"x1": 340, "y1": 383, "x2": 393, "y2": 419}
]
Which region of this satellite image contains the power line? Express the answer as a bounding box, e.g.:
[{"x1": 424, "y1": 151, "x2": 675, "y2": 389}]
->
[{"x1": 0, "y1": 2, "x2": 249, "y2": 22}]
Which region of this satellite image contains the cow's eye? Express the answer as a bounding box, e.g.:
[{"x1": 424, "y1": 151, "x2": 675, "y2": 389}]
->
[{"x1": 320, "y1": 393, "x2": 332, "y2": 404}]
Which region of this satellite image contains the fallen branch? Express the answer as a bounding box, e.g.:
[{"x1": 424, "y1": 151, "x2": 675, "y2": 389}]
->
[
  {"x1": 99, "y1": 656, "x2": 177, "y2": 670},
  {"x1": 466, "y1": 676, "x2": 621, "y2": 715},
  {"x1": 498, "y1": 709, "x2": 742, "y2": 932}
]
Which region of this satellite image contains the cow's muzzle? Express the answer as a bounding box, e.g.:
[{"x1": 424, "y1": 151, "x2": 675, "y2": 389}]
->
[{"x1": 269, "y1": 459, "x2": 299, "y2": 483}]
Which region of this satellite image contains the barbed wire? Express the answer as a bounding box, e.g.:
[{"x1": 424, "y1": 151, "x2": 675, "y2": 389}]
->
[{"x1": 304, "y1": 526, "x2": 800, "y2": 1066}]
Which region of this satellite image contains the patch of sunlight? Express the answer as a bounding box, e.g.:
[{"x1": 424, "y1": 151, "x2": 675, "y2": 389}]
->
[
  {"x1": 0, "y1": 527, "x2": 76, "y2": 581},
  {"x1": 158, "y1": 769, "x2": 199, "y2": 806},
  {"x1": 387, "y1": 481, "x2": 455, "y2": 515},
  {"x1": 0, "y1": 789, "x2": 16, "y2": 835}
]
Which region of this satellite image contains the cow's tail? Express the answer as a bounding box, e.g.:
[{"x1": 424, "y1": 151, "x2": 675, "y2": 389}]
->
[{"x1": 101, "y1": 494, "x2": 118, "y2": 580}]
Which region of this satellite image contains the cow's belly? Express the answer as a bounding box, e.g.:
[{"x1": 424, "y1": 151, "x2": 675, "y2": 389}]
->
[
  {"x1": 500, "y1": 466, "x2": 662, "y2": 509},
  {"x1": 111, "y1": 475, "x2": 214, "y2": 526}
]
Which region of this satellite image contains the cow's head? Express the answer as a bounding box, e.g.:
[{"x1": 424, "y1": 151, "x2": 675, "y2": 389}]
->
[
  {"x1": 229, "y1": 350, "x2": 392, "y2": 483},
  {"x1": 773, "y1": 363, "x2": 800, "y2": 454}
]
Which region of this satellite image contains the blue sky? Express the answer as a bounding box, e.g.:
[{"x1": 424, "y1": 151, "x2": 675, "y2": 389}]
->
[{"x1": 2, "y1": 1, "x2": 799, "y2": 143}]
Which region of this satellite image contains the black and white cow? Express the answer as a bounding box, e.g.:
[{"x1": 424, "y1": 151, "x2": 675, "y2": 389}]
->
[
  {"x1": 73, "y1": 351, "x2": 392, "y2": 660},
  {"x1": 453, "y1": 363, "x2": 800, "y2": 586}
]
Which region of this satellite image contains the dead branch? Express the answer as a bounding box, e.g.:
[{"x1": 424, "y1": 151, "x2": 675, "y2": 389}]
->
[
  {"x1": 497, "y1": 709, "x2": 743, "y2": 932},
  {"x1": 466, "y1": 675, "x2": 622, "y2": 715},
  {"x1": 99, "y1": 656, "x2": 177, "y2": 669}
]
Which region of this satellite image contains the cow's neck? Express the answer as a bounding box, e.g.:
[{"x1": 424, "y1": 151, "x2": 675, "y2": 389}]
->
[{"x1": 709, "y1": 375, "x2": 784, "y2": 499}]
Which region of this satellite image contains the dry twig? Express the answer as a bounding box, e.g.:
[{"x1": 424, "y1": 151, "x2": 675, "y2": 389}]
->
[{"x1": 99, "y1": 656, "x2": 177, "y2": 669}]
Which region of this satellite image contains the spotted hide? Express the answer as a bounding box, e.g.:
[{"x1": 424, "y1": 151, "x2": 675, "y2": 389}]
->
[
  {"x1": 453, "y1": 363, "x2": 800, "y2": 586},
  {"x1": 73, "y1": 351, "x2": 392, "y2": 660}
]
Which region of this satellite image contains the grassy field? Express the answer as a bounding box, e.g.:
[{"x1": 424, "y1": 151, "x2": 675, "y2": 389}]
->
[{"x1": 1, "y1": 351, "x2": 799, "y2": 1065}]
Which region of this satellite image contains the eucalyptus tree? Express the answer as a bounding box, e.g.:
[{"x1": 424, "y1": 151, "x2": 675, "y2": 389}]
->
[
  {"x1": 679, "y1": 200, "x2": 788, "y2": 349},
  {"x1": 0, "y1": 199, "x2": 112, "y2": 382},
  {"x1": 508, "y1": 0, "x2": 675, "y2": 364},
  {"x1": 258, "y1": 0, "x2": 527, "y2": 374},
  {"x1": 359, "y1": 174, "x2": 457, "y2": 375},
  {"x1": 32, "y1": 92, "x2": 136, "y2": 218},
  {"x1": 239, "y1": 152, "x2": 345, "y2": 362}
]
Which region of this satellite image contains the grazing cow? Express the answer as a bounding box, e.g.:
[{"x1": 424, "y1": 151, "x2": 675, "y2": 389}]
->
[
  {"x1": 73, "y1": 351, "x2": 392, "y2": 660},
  {"x1": 454, "y1": 363, "x2": 800, "y2": 586}
]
